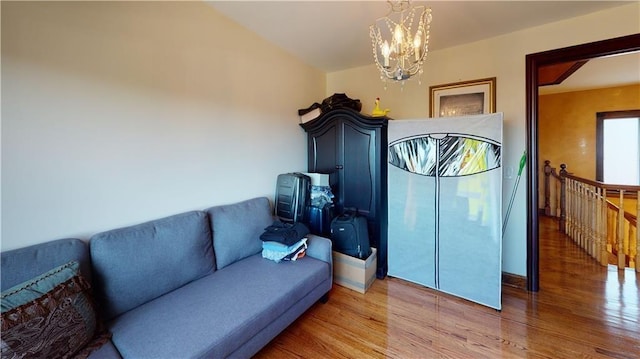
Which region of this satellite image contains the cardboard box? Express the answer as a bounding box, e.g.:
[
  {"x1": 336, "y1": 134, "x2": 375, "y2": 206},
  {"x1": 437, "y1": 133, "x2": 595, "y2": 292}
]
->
[
  {"x1": 332, "y1": 247, "x2": 377, "y2": 293},
  {"x1": 301, "y1": 172, "x2": 330, "y2": 187}
]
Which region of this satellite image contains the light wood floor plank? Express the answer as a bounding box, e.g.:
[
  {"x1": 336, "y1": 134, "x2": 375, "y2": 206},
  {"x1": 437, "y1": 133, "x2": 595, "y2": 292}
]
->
[{"x1": 255, "y1": 217, "x2": 639, "y2": 358}]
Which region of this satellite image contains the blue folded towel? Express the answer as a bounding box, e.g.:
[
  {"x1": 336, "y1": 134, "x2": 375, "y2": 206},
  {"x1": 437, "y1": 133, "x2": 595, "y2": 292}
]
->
[{"x1": 262, "y1": 238, "x2": 307, "y2": 263}]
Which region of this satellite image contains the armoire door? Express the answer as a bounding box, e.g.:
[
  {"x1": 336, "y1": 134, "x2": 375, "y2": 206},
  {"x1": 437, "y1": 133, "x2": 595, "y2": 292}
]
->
[
  {"x1": 340, "y1": 120, "x2": 378, "y2": 219},
  {"x1": 307, "y1": 120, "x2": 338, "y2": 174}
]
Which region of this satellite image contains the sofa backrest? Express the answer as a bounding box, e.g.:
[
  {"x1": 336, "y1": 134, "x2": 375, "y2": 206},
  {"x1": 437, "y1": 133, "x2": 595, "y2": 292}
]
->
[
  {"x1": 90, "y1": 210, "x2": 214, "y2": 320},
  {"x1": 1, "y1": 238, "x2": 91, "y2": 292},
  {"x1": 206, "y1": 197, "x2": 273, "y2": 270}
]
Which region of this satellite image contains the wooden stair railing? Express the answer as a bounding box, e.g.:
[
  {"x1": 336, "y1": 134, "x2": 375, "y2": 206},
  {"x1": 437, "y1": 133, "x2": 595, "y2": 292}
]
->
[
  {"x1": 543, "y1": 161, "x2": 639, "y2": 272},
  {"x1": 605, "y1": 197, "x2": 638, "y2": 268}
]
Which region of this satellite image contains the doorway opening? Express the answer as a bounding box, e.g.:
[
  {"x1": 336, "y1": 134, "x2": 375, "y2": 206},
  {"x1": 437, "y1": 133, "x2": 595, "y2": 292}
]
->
[{"x1": 525, "y1": 33, "x2": 640, "y2": 291}]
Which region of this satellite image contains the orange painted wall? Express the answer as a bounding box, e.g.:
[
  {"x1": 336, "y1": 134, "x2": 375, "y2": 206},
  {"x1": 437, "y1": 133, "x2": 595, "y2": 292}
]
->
[
  {"x1": 538, "y1": 84, "x2": 640, "y2": 208},
  {"x1": 539, "y1": 84, "x2": 640, "y2": 178}
]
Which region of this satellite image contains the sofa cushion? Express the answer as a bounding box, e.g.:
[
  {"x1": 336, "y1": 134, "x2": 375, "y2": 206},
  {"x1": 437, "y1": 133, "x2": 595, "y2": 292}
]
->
[
  {"x1": 107, "y1": 254, "x2": 330, "y2": 359},
  {"x1": 1, "y1": 261, "x2": 109, "y2": 358},
  {"x1": 207, "y1": 197, "x2": 273, "y2": 269},
  {"x1": 1, "y1": 238, "x2": 91, "y2": 291},
  {"x1": 90, "y1": 210, "x2": 214, "y2": 320}
]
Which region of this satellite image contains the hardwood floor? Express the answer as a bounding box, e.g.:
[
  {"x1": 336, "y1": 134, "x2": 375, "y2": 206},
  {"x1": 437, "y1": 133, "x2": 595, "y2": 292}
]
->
[{"x1": 255, "y1": 216, "x2": 639, "y2": 358}]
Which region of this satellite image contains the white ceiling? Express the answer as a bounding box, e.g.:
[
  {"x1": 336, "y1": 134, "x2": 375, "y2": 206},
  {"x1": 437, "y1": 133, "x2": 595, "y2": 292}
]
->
[{"x1": 207, "y1": 1, "x2": 639, "y2": 91}]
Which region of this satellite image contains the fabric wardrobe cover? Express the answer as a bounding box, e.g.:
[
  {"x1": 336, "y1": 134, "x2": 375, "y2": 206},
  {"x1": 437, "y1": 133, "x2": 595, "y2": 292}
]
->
[{"x1": 387, "y1": 113, "x2": 503, "y2": 310}]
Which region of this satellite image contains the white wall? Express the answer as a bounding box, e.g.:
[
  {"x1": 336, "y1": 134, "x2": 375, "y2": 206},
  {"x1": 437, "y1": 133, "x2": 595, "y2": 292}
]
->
[
  {"x1": 327, "y1": 3, "x2": 640, "y2": 276},
  {"x1": 1, "y1": 2, "x2": 325, "y2": 250}
]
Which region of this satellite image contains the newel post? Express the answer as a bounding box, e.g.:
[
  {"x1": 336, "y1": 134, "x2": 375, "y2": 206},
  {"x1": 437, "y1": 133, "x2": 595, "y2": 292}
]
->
[
  {"x1": 543, "y1": 160, "x2": 552, "y2": 216},
  {"x1": 559, "y1": 164, "x2": 567, "y2": 232}
]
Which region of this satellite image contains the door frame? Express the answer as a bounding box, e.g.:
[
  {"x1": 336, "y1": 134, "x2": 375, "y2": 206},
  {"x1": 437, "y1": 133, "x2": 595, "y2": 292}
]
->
[{"x1": 525, "y1": 33, "x2": 640, "y2": 291}]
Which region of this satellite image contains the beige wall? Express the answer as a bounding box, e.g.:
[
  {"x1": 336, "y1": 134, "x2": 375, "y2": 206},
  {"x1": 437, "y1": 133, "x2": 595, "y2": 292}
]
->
[
  {"x1": 539, "y1": 84, "x2": 640, "y2": 180},
  {"x1": 327, "y1": 3, "x2": 640, "y2": 276},
  {"x1": 1, "y1": 2, "x2": 325, "y2": 250}
]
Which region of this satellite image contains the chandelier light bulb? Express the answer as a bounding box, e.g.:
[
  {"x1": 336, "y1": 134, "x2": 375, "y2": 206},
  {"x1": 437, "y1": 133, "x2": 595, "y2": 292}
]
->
[
  {"x1": 394, "y1": 24, "x2": 404, "y2": 54},
  {"x1": 413, "y1": 32, "x2": 421, "y2": 61},
  {"x1": 382, "y1": 41, "x2": 391, "y2": 67}
]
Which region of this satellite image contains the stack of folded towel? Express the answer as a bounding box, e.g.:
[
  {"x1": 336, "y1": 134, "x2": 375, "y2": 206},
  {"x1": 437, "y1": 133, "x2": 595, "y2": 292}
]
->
[
  {"x1": 260, "y1": 221, "x2": 310, "y2": 263},
  {"x1": 261, "y1": 239, "x2": 307, "y2": 263}
]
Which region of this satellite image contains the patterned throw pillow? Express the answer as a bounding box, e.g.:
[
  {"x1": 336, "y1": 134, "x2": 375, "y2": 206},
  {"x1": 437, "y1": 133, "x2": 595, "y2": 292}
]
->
[{"x1": 1, "y1": 261, "x2": 110, "y2": 358}]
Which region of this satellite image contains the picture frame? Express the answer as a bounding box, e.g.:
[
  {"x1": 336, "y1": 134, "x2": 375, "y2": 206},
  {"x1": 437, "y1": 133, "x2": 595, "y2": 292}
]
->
[{"x1": 429, "y1": 77, "x2": 496, "y2": 118}]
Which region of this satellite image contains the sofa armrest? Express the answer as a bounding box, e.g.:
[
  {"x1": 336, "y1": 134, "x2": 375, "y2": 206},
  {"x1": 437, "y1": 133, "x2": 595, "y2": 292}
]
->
[
  {"x1": 305, "y1": 234, "x2": 332, "y2": 264},
  {"x1": 305, "y1": 234, "x2": 333, "y2": 281},
  {"x1": 1, "y1": 238, "x2": 91, "y2": 291}
]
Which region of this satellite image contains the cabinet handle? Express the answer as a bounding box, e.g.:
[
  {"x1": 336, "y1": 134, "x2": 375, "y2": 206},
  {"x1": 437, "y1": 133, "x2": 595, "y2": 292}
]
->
[{"x1": 336, "y1": 165, "x2": 344, "y2": 169}]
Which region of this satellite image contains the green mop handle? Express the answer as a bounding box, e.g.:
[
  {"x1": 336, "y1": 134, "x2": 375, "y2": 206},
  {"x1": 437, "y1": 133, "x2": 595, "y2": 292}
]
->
[
  {"x1": 518, "y1": 151, "x2": 527, "y2": 176},
  {"x1": 503, "y1": 151, "x2": 527, "y2": 235}
]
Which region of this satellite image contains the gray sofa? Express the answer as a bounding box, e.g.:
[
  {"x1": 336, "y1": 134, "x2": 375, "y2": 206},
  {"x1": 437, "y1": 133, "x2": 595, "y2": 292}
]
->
[{"x1": 1, "y1": 197, "x2": 333, "y2": 358}]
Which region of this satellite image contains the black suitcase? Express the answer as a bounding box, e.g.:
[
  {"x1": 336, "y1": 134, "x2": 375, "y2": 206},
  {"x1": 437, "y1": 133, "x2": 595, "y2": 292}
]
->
[
  {"x1": 275, "y1": 173, "x2": 311, "y2": 223},
  {"x1": 330, "y1": 211, "x2": 371, "y2": 259},
  {"x1": 305, "y1": 203, "x2": 334, "y2": 237}
]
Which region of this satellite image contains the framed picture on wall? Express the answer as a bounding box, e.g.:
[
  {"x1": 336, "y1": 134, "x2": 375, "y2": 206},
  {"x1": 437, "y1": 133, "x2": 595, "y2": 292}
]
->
[{"x1": 429, "y1": 77, "x2": 496, "y2": 118}]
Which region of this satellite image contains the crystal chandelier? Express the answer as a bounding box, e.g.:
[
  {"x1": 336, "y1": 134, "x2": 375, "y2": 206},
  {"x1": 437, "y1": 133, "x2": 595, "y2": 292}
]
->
[{"x1": 369, "y1": 1, "x2": 432, "y2": 83}]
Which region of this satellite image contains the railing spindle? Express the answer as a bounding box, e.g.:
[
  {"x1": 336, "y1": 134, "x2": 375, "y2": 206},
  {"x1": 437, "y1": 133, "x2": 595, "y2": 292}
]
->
[
  {"x1": 637, "y1": 190, "x2": 640, "y2": 272},
  {"x1": 597, "y1": 187, "x2": 608, "y2": 266},
  {"x1": 566, "y1": 177, "x2": 573, "y2": 236},
  {"x1": 589, "y1": 184, "x2": 596, "y2": 258},
  {"x1": 617, "y1": 190, "x2": 625, "y2": 269},
  {"x1": 608, "y1": 205, "x2": 616, "y2": 254},
  {"x1": 628, "y1": 219, "x2": 635, "y2": 269},
  {"x1": 588, "y1": 186, "x2": 592, "y2": 254},
  {"x1": 580, "y1": 182, "x2": 586, "y2": 250}
]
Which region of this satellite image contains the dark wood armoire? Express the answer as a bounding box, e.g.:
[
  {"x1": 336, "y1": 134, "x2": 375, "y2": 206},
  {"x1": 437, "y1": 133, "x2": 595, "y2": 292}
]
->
[{"x1": 300, "y1": 108, "x2": 389, "y2": 278}]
